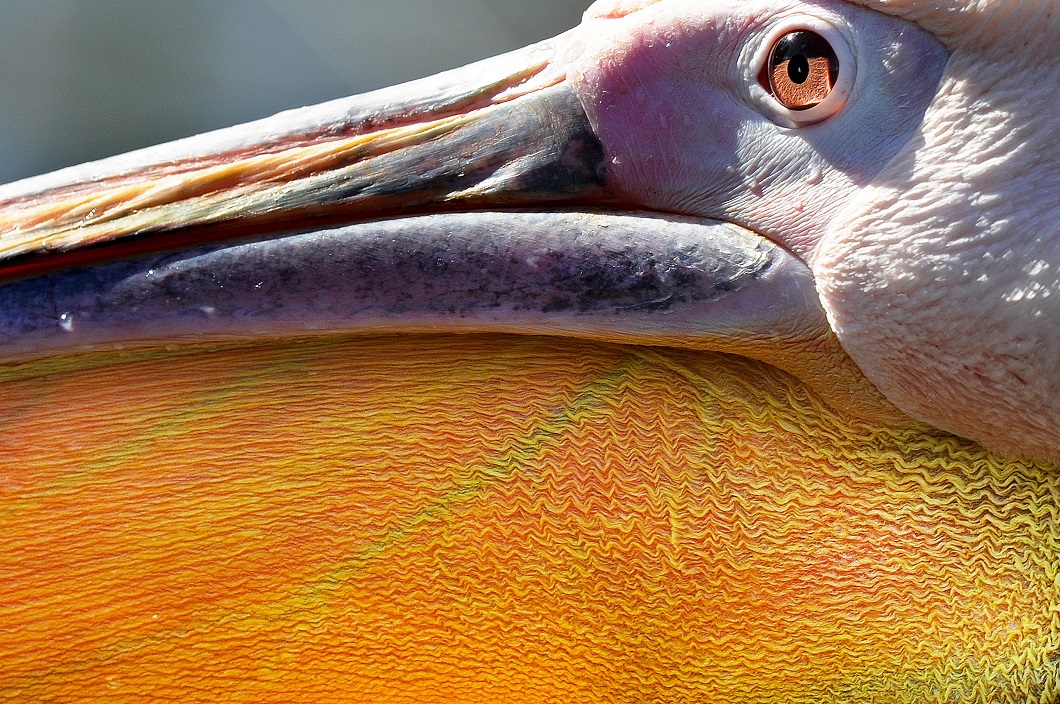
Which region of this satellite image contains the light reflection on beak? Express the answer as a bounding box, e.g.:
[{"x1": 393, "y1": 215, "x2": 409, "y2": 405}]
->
[{"x1": 0, "y1": 34, "x2": 612, "y2": 277}]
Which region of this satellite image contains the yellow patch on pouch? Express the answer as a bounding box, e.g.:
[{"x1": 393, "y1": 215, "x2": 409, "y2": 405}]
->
[{"x1": 0, "y1": 334, "x2": 1056, "y2": 702}]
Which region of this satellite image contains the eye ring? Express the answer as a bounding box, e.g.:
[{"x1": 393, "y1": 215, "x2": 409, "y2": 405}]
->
[{"x1": 745, "y1": 15, "x2": 855, "y2": 127}]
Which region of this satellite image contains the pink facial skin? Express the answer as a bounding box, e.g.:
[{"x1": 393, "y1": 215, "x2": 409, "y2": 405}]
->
[{"x1": 565, "y1": 0, "x2": 947, "y2": 260}]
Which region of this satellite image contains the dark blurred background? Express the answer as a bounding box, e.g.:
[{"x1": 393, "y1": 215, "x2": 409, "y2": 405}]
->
[{"x1": 0, "y1": 0, "x2": 590, "y2": 185}]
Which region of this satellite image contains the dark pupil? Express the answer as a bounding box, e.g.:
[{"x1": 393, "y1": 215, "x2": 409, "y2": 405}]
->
[{"x1": 788, "y1": 55, "x2": 809, "y2": 84}]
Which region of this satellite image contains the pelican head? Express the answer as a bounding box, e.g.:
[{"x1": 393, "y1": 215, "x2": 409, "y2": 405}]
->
[{"x1": 0, "y1": 0, "x2": 1056, "y2": 462}]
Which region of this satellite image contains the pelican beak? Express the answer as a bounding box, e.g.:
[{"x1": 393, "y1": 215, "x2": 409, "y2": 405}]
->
[
  {"x1": 0, "y1": 36, "x2": 610, "y2": 268},
  {"x1": 0, "y1": 31, "x2": 875, "y2": 416}
]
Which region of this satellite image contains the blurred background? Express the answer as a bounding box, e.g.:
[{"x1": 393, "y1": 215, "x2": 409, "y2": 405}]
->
[{"x1": 0, "y1": 0, "x2": 590, "y2": 185}]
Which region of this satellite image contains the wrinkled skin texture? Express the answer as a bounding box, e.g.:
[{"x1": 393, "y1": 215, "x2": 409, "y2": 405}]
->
[
  {"x1": 2, "y1": 336, "x2": 1058, "y2": 702},
  {"x1": 819, "y1": 0, "x2": 1060, "y2": 461}
]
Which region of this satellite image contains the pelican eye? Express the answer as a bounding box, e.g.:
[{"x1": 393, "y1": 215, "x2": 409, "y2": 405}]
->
[{"x1": 765, "y1": 30, "x2": 839, "y2": 110}]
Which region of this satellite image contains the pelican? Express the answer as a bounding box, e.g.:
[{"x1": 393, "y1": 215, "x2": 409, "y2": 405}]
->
[{"x1": 1, "y1": 0, "x2": 1058, "y2": 700}]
